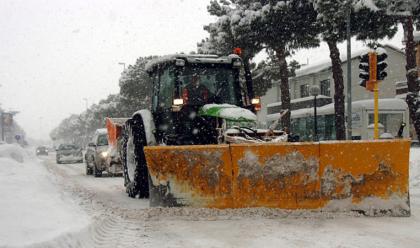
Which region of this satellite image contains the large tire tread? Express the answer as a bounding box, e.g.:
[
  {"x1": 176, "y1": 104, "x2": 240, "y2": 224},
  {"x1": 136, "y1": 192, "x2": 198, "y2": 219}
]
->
[{"x1": 123, "y1": 114, "x2": 150, "y2": 199}]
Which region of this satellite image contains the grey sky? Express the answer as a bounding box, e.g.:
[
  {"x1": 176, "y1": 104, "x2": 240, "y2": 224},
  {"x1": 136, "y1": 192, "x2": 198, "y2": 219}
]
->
[
  {"x1": 0, "y1": 0, "x2": 213, "y2": 140},
  {"x1": 0, "y1": 0, "x2": 404, "y2": 141}
]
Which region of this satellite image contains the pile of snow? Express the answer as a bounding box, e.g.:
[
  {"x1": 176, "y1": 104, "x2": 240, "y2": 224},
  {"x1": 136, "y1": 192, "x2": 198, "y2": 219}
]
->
[
  {"x1": 0, "y1": 143, "x2": 28, "y2": 163},
  {"x1": 0, "y1": 144, "x2": 90, "y2": 247},
  {"x1": 410, "y1": 147, "x2": 420, "y2": 187}
]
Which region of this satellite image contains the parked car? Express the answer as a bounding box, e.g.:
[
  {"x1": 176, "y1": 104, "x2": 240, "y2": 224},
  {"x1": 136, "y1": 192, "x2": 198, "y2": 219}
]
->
[
  {"x1": 85, "y1": 128, "x2": 122, "y2": 177},
  {"x1": 56, "y1": 144, "x2": 83, "y2": 164},
  {"x1": 36, "y1": 146, "x2": 48, "y2": 156}
]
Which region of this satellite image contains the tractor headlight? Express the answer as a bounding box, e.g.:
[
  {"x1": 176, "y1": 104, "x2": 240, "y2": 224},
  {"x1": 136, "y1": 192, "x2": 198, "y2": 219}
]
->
[
  {"x1": 101, "y1": 151, "x2": 108, "y2": 158},
  {"x1": 251, "y1": 98, "x2": 260, "y2": 105},
  {"x1": 173, "y1": 98, "x2": 184, "y2": 105},
  {"x1": 172, "y1": 98, "x2": 184, "y2": 112},
  {"x1": 251, "y1": 97, "x2": 261, "y2": 111}
]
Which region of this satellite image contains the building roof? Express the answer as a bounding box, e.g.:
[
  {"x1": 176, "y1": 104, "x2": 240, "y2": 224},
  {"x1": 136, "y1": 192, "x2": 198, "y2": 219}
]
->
[
  {"x1": 266, "y1": 95, "x2": 331, "y2": 108},
  {"x1": 293, "y1": 44, "x2": 404, "y2": 78},
  {"x1": 266, "y1": 98, "x2": 407, "y2": 120}
]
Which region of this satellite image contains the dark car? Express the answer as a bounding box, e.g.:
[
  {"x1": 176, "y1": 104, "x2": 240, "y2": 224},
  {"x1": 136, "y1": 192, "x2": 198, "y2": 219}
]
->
[
  {"x1": 36, "y1": 146, "x2": 48, "y2": 156},
  {"x1": 56, "y1": 144, "x2": 83, "y2": 164}
]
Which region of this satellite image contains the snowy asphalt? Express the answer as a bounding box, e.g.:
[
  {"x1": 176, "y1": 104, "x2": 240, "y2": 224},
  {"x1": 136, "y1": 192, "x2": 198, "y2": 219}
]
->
[{"x1": 25, "y1": 151, "x2": 420, "y2": 248}]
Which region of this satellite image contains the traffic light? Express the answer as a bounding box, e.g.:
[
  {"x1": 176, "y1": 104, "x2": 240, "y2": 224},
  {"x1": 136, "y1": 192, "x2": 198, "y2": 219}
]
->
[
  {"x1": 359, "y1": 80, "x2": 374, "y2": 92},
  {"x1": 359, "y1": 53, "x2": 370, "y2": 80},
  {"x1": 376, "y1": 52, "x2": 388, "y2": 80},
  {"x1": 359, "y1": 49, "x2": 388, "y2": 91}
]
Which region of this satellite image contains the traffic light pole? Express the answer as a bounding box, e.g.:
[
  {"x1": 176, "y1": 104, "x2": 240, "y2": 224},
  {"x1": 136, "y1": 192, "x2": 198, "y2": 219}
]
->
[
  {"x1": 374, "y1": 82, "x2": 379, "y2": 139},
  {"x1": 369, "y1": 52, "x2": 379, "y2": 139},
  {"x1": 360, "y1": 49, "x2": 387, "y2": 140},
  {"x1": 346, "y1": 7, "x2": 352, "y2": 140}
]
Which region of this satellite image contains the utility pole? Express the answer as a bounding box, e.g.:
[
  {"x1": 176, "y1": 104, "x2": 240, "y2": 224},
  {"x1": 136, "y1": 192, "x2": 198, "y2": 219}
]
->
[
  {"x1": 1, "y1": 112, "x2": 4, "y2": 142},
  {"x1": 83, "y1": 98, "x2": 88, "y2": 110},
  {"x1": 118, "y1": 62, "x2": 126, "y2": 71},
  {"x1": 83, "y1": 98, "x2": 89, "y2": 146},
  {"x1": 310, "y1": 85, "x2": 320, "y2": 141},
  {"x1": 346, "y1": 4, "x2": 352, "y2": 140}
]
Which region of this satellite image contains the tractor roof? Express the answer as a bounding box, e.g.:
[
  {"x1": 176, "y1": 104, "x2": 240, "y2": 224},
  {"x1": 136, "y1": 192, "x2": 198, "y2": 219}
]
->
[{"x1": 145, "y1": 54, "x2": 241, "y2": 72}]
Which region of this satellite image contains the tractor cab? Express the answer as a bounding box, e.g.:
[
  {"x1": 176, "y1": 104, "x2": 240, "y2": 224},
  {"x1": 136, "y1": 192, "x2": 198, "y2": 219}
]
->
[{"x1": 146, "y1": 54, "x2": 252, "y2": 145}]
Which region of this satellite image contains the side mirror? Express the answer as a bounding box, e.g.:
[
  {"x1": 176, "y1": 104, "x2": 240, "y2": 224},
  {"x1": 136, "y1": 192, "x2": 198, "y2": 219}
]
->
[{"x1": 88, "y1": 142, "x2": 96, "y2": 147}]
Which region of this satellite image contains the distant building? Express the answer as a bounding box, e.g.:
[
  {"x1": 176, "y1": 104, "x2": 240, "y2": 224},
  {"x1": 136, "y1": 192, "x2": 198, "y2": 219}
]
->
[{"x1": 257, "y1": 44, "x2": 407, "y2": 127}]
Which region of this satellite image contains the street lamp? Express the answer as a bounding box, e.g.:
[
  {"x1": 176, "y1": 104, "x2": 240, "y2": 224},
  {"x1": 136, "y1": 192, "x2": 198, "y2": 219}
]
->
[
  {"x1": 310, "y1": 85, "x2": 320, "y2": 142},
  {"x1": 82, "y1": 98, "x2": 89, "y2": 146},
  {"x1": 118, "y1": 62, "x2": 126, "y2": 71},
  {"x1": 83, "y1": 98, "x2": 88, "y2": 110}
]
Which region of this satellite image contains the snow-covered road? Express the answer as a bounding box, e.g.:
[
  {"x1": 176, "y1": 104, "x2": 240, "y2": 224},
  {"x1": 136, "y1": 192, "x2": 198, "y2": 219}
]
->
[{"x1": 1, "y1": 145, "x2": 420, "y2": 248}]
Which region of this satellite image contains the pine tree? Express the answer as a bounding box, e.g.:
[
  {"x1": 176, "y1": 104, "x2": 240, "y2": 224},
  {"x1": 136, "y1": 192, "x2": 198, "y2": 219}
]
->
[
  {"x1": 381, "y1": 0, "x2": 420, "y2": 139},
  {"x1": 252, "y1": 52, "x2": 301, "y2": 97},
  {"x1": 234, "y1": 0, "x2": 320, "y2": 129},
  {"x1": 199, "y1": 0, "x2": 263, "y2": 99},
  {"x1": 119, "y1": 56, "x2": 156, "y2": 116},
  {"x1": 312, "y1": 0, "x2": 398, "y2": 140}
]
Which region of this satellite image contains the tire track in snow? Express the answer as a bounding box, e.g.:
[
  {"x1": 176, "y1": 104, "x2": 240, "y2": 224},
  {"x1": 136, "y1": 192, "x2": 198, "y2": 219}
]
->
[{"x1": 43, "y1": 158, "x2": 152, "y2": 248}]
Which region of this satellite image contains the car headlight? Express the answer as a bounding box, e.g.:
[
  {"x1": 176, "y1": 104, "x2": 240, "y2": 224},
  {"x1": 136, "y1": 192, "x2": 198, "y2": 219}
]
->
[{"x1": 101, "y1": 151, "x2": 108, "y2": 157}]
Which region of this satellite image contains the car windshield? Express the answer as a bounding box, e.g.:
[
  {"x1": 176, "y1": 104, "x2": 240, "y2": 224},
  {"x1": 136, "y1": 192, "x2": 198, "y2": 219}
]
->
[{"x1": 97, "y1": 134, "x2": 108, "y2": 146}]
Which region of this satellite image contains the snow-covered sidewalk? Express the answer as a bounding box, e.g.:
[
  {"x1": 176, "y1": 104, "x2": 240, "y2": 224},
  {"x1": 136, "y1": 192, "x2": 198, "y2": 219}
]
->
[{"x1": 0, "y1": 144, "x2": 90, "y2": 247}]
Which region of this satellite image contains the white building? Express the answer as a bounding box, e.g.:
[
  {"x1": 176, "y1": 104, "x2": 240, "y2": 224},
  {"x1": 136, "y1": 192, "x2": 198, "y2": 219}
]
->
[{"x1": 257, "y1": 44, "x2": 407, "y2": 127}]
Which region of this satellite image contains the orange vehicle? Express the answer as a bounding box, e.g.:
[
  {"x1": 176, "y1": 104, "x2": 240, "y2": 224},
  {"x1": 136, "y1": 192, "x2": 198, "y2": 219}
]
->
[{"x1": 114, "y1": 54, "x2": 410, "y2": 216}]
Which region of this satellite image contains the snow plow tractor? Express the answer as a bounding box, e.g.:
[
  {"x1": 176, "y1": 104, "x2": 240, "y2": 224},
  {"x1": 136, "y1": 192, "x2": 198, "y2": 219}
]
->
[{"x1": 122, "y1": 54, "x2": 411, "y2": 217}]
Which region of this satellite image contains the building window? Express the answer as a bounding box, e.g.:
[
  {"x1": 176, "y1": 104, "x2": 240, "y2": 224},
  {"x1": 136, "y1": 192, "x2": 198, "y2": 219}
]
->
[
  {"x1": 300, "y1": 84, "x2": 309, "y2": 98},
  {"x1": 320, "y1": 79, "x2": 330, "y2": 96}
]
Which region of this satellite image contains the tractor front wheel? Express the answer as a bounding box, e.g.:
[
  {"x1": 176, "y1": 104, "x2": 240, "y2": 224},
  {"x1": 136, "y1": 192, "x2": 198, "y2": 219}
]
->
[{"x1": 123, "y1": 114, "x2": 150, "y2": 199}]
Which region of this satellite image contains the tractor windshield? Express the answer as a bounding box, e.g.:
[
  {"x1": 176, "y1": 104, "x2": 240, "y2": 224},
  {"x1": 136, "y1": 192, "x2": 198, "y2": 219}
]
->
[
  {"x1": 179, "y1": 65, "x2": 238, "y2": 106},
  {"x1": 154, "y1": 63, "x2": 241, "y2": 110}
]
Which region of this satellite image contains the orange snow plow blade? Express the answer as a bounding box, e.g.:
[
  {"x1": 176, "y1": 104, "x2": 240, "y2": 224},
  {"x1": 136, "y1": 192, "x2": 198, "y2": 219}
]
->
[
  {"x1": 144, "y1": 140, "x2": 410, "y2": 216},
  {"x1": 105, "y1": 117, "x2": 128, "y2": 146}
]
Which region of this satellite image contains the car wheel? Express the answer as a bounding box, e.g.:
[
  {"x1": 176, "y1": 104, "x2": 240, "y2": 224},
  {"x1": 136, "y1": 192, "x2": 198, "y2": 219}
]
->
[
  {"x1": 93, "y1": 162, "x2": 102, "y2": 177},
  {"x1": 85, "y1": 160, "x2": 92, "y2": 175}
]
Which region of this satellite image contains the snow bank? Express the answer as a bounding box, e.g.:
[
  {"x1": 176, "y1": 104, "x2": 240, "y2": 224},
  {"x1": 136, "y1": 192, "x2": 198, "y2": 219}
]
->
[
  {"x1": 0, "y1": 144, "x2": 90, "y2": 247},
  {"x1": 0, "y1": 143, "x2": 28, "y2": 163},
  {"x1": 410, "y1": 147, "x2": 420, "y2": 187}
]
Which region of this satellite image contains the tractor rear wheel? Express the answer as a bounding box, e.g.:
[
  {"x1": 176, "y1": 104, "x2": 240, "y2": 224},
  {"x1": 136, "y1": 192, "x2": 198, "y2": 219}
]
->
[{"x1": 124, "y1": 115, "x2": 150, "y2": 198}]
